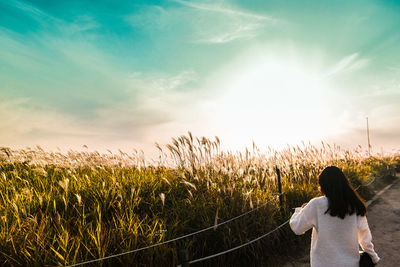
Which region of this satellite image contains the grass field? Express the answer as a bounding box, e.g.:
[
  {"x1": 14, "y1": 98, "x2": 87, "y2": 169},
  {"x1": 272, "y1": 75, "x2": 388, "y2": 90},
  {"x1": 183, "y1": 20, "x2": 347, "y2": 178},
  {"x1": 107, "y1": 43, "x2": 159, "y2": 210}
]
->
[{"x1": 0, "y1": 133, "x2": 399, "y2": 266}]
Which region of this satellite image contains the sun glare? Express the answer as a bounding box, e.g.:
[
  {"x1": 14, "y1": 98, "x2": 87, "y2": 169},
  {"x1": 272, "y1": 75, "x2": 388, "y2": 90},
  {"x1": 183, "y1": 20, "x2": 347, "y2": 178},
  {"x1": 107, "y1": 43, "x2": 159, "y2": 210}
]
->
[{"x1": 212, "y1": 53, "x2": 331, "y2": 149}]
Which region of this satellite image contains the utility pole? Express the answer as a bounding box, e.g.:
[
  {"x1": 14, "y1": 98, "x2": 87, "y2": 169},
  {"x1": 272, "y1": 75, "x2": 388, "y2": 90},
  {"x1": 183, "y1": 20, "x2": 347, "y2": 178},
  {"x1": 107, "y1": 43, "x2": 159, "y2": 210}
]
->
[{"x1": 366, "y1": 117, "x2": 371, "y2": 157}]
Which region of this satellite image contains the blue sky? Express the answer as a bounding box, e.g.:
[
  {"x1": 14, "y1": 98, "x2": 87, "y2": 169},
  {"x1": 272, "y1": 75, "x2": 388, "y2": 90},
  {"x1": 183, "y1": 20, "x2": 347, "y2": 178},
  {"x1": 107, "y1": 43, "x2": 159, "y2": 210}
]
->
[{"x1": 1, "y1": 0, "x2": 400, "y2": 155}]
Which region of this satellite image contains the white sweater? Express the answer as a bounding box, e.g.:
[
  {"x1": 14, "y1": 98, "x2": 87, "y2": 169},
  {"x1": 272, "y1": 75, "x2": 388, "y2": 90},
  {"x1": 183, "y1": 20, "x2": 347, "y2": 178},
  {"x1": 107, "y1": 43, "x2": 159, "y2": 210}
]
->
[{"x1": 289, "y1": 196, "x2": 380, "y2": 267}]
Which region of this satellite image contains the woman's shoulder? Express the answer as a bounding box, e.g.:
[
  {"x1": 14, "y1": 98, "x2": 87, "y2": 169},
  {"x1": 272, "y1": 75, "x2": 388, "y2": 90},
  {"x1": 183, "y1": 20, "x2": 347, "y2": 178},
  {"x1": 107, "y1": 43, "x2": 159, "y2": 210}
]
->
[{"x1": 309, "y1": 196, "x2": 328, "y2": 206}]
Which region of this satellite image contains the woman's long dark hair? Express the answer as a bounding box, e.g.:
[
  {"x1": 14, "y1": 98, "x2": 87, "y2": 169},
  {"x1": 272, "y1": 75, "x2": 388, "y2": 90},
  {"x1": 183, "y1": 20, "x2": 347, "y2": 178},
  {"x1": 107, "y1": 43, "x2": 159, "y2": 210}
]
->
[{"x1": 318, "y1": 166, "x2": 366, "y2": 219}]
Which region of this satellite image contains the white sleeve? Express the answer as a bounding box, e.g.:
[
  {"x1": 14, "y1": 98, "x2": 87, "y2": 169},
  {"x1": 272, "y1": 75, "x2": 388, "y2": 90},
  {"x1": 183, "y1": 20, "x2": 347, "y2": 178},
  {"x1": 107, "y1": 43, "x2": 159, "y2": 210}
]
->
[
  {"x1": 357, "y1": 215, "x2": 380, "y2": 264},
  {"x1": 289, "y1": 199, "x2": 317, "y2": 235}
]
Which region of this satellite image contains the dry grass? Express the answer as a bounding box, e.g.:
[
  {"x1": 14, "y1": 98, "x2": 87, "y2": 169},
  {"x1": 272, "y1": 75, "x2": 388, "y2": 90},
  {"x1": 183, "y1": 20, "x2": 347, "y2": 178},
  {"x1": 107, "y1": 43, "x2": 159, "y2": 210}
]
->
[{"x1": 0, "y1": 133, "x2": 399, "y2": 266}]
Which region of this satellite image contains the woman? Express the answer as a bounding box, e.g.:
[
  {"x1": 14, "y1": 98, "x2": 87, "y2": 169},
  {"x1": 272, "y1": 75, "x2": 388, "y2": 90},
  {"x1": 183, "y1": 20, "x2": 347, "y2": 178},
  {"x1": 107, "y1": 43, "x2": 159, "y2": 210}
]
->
[{"x1": 289, "y1": 166, "x2": 380, "y2": 267}]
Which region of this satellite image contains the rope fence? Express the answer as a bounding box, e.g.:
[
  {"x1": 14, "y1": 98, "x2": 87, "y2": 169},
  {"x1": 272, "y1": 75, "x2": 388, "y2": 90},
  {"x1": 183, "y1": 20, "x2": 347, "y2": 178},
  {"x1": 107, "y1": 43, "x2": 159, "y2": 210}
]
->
[
  {"x1": 67, "y1": 193, "x2": 283, "y2": 267},
  {"x1": 67, "y1": 166, "x2": 396, "y2": 267},
  {"x1": 184, "y1": 220, "x2": 290, "y2": 266},
  {"x1": 354, "y1": 173, "x2": 380, "y2": 190},
  {"x1": 181, "y1": 167, "x2": 395, "y2": 265}
]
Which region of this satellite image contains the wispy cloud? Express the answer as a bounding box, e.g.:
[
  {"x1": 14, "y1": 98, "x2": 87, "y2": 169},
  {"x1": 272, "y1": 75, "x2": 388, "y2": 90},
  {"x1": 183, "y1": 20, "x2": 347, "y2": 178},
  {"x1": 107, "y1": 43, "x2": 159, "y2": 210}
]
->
[
  {"x1": 5, "y1": 0, "x2": 62, "y2": 26},
  {"x1": 177, "y1": 0, "x2": 276, "y2": 44},
  {"x1": 0, "y1": 96, "x2": 97, "y2": 148},
  {"x1": 332, "y1": 101, "x2": 400, "y2": 151},
  {"x1": 127, "y1": 0, "x2": 277, "y2": 44},
  {"x1": 8, "y1": 0, "x2": 54, "y2": 19},
  {"x1": 0, "y1": 69, "x2": 201, "y2": 151},
  {"x1": 324, "y1": 53, "x2": 369, "y2": 78},
  {"x1": 2, "y1": 0, "x2": 400, "y2": 154},
  {"x1": 387, "y1": 66, "x2": 400, "y2": 72},
  {"x1": 63, "y1": 15, "x2": 100, "y2": 35},
  {"x1": 357, "y1": 82, "x2": 400, "y2": 98},
  {"x1": 174, "y1": 0, "x2": 275, "y2": 21},
  {"x1": 0, "y1": 1, "x2": 207, "y2": 152},
  {"x1": 5, "y1": 0, "x2": 99, "y2": 35},
  {"x1": 94, "y1": 70, "x2": 199, "y2": 134},
  {"x1": 194, "y1": 23, "x2": 260, "y2": 44}
]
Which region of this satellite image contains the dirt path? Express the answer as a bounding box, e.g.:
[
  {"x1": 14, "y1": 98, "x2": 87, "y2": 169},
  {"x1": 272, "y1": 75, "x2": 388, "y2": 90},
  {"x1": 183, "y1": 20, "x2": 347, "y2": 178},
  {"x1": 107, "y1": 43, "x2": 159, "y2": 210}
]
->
[
  {"x1": 366, "y1": 174, "x2": 400, "y2": 267},
  {"x1": 284, "y1": 173, "x2": 400, "y2": 267}
]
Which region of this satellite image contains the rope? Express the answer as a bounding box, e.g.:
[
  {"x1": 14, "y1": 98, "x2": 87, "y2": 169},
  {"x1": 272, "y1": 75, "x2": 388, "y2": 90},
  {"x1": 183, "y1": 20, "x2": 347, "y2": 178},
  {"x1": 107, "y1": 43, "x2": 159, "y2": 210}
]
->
[
  {"x1": 354, "y1": 176, "x2": 376, "y2": 190},
  {"x1": 186, "y1": 220, "x2": 289, "y2": 265},
  {"x1": 354, "y1": 168, "x2": 393, "y2": 190},
  {"x1": 184, "y1": 168, "x2": 388, "y2": 265},
  {"x1": 67, "y1": 193, "x2": 283, "y2": 267},
  {"x1": 69, "y1": 166, "x2": 394, "y2": 266}
]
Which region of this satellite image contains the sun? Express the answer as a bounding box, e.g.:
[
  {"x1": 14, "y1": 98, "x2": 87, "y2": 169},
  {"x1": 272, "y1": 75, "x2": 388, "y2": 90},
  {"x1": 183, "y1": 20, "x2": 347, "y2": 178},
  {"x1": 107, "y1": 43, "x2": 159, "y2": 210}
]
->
[{"x1": 210, "y1": 52, "x2": 332, "y2": 149}]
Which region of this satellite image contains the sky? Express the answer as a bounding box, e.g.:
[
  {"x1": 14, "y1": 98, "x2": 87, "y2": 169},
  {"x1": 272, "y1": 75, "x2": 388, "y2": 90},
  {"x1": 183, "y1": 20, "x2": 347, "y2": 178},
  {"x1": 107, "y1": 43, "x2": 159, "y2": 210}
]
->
[{"x1": 1, "y1": 0, "x2": 400, "y2": 157}]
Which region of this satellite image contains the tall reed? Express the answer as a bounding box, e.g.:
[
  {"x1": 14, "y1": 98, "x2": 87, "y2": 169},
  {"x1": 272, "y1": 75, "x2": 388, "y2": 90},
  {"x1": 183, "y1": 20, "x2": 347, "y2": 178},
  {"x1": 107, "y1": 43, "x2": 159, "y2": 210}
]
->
[{"x1": 0, "y1": 134, "x2": 398, "y2": 266}]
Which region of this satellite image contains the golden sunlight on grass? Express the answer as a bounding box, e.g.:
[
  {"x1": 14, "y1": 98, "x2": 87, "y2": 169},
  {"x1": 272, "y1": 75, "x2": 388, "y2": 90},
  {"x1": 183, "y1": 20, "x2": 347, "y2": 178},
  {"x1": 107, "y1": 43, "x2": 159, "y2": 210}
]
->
[{"x1": 0, "y1": 133, "x2": 398, "y2": 266}]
